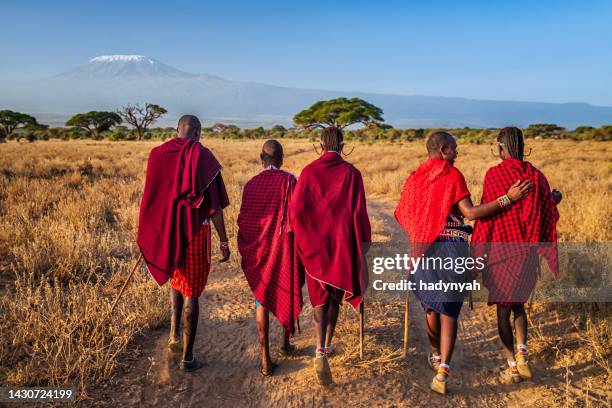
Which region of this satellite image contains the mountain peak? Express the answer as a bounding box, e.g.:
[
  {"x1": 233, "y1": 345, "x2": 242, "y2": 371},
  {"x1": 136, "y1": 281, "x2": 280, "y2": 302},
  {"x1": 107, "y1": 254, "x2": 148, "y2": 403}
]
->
[
  {"x1": 89, "y1": 55, "x2": 152, "y2": 63},
  {"x1": 57, "y1": 55, "x2": 194, "y2": 79}
]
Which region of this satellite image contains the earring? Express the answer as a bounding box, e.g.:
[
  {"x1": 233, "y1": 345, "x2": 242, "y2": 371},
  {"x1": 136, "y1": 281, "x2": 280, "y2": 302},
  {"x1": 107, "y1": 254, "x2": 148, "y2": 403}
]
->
[{"x1": 341, "y1": 145, "x2": 355, "y2": 156}]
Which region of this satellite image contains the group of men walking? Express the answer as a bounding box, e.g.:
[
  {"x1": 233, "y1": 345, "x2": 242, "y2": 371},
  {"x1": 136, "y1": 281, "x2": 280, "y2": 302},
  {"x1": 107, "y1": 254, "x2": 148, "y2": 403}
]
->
[{"x1": 137, "y1": 115, "x2": 560, "y2": 395}]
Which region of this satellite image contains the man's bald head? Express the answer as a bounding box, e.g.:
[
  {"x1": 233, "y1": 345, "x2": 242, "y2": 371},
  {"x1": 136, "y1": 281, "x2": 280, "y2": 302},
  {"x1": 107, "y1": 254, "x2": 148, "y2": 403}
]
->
[
  {"x1": 260, "y1": 139, "x2": 283, "y2": 168},
  {"x1": 177, "y1": 115, "x2": 201, "y2": 140},
  {"x1": 426, "y1": 131, "x2": 454, "y2": 153},
  {"x1": 426, "y1": 131, "x2": 458, "y2": 163}
]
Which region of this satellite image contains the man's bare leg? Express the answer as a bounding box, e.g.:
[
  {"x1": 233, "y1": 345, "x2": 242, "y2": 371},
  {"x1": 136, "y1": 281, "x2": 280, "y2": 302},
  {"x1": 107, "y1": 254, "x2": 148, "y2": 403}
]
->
[
  {"x1": 439, "y1": 314, "x2": 458, "y2": 365},
  {"x1": 256, "y1": 305, "x2": 273, "y2": 372},
  {"x1": 425, "y1": 309, "x2": 441, "y2": 356},
  {"x1": 512, "y1": 304, "x2": 531, "y2": 378},
  {"x1": 313, "y1": 301, "x2": 333, "y2": 385},
  {"x1": 281, "y1": 329, "x2": 291, "y2": 351},
  {"x1": 325, "y1": 298, "x2": 340, "y2": 350},
  {"x1": 511, "y1": 304, "x2": 528, "y2": 348},
  {"x1": 313, "y1": 303, "x2": 329, "y2": 351},
  {"x1": 182, "y1": 296, "x2": 199, "y2": 362},
  {"x1": 497, "y1": 305, "x2": 515, "y2": 361},
  {"x1": 170, "y1": 288, "x2": 183, "y2": 342}
]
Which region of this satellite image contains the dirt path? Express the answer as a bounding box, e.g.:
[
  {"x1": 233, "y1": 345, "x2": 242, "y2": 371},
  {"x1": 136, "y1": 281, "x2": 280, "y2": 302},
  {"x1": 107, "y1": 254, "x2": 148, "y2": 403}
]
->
[{"x1": 95, "y1": 200, "x2": 587, "y2": 407}]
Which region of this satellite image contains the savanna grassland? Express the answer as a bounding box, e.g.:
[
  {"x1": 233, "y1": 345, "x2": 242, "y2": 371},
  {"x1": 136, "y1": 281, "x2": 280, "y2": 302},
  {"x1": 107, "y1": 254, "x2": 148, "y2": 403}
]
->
[{"x1": 0, "y1": 138, "x2": 610, "y2": 406}]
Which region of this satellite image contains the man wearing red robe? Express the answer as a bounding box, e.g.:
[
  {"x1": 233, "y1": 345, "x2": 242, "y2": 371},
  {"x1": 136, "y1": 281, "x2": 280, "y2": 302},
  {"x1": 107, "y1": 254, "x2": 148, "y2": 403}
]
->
[
  {"x1": 290, "y1": 127, "x2": 371, "y2": 386},
  {"x1": 394, "y1": 131, "x2": 531, "y2": 395},
  {"x1": 472, "y1": 126, "x2": 561, "y2": 384},
  {"x1": 137, "y1": 115, "x2": 230, "y2": 372},
  {"x1": 238, "y1": 140, "x2": 304, "y2": 377}
]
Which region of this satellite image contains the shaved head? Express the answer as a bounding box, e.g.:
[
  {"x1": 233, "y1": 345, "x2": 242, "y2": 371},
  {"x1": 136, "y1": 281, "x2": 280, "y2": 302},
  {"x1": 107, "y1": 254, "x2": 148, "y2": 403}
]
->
[
  {"x1": 426, "y1": 131, "x2": 454, "y2": 153},
  {"x1": 426, "y1": 131, "x2": 458, "y2": 163},
  {"x1": 260, "y1": 139, "x2": 283, "y2": 168},
  {"x1": 177, "y1": 115, "x2": 201, "y2": 140}
]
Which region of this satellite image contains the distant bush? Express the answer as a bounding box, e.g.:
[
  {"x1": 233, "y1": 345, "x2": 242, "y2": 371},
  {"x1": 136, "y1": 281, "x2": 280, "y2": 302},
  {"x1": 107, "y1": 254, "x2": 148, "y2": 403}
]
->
[
  {"x1": 16, "y1": 123, "x2": 611, "y2": 143},
  {"x1": 524, "y1": 123, "x2": 566, "y2": 139}
]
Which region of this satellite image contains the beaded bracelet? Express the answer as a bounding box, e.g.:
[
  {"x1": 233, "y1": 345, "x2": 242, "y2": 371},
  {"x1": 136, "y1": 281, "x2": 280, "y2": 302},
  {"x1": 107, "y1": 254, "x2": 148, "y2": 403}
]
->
[{"x1": 497, "y1": 195, "x2": 511, "y2": 208}]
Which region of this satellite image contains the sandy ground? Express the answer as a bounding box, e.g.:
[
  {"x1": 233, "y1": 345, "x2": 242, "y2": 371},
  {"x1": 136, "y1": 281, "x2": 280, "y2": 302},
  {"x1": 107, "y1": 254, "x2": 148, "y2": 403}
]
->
[{"x1": 92, "y1": 200, "x2": 606, "y2": 407}]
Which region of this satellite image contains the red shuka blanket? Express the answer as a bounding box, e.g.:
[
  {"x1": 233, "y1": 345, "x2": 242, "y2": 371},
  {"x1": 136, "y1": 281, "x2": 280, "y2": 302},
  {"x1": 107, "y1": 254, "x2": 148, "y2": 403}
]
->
[
  {"x1": 289, "y1": 152, "x2": 371, "y2": 308},
  {"x1": 394, "y1": 158, "x2": 471, "y2": 256},
  {"x1": 472, "y1": 158, "x2": 559, "y2": 302},
  {"x1": 137, "y1": 137, "x2": 227, "y2": 286},
  {"x1": 237, "y1": 169, "x2": 304, "y2": 334}
]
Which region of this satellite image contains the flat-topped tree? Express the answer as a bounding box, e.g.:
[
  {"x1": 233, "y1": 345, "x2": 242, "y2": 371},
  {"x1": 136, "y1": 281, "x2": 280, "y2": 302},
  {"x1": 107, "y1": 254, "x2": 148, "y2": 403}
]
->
[
  {"x1": 118, "y1": 103, "x2": 167, "y2": 140},
  {"x1": 66, "y1": 111, "x2": 122, "y2": 138},
  {"x1": 293, "y1": 97, "x2": 384, "y2": 129},
  {"x1": 0, "y1": 110, "x2": 41, "y2": 139}
]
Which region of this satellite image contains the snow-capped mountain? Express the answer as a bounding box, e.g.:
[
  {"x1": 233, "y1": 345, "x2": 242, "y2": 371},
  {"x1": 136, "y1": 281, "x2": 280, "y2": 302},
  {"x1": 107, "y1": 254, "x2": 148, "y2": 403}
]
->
[
  {"x1": 0, "y1": 55, "x2": 611, "y2": 128},
  {"x1": 57, "y1": 55, "x2": 196, "y2": 79}
]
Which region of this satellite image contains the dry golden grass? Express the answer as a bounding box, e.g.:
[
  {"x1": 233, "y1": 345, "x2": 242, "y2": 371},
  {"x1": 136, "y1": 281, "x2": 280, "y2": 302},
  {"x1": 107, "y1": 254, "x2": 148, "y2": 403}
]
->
[{"x1": 0, "y1": 138, "x2": 610, "y2": 401}]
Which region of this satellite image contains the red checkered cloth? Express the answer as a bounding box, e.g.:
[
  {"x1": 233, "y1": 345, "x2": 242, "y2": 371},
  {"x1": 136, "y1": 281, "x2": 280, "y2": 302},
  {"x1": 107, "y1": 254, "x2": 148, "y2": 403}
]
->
[
  {"x1": 472, "y1": 158, "x2": 559, "y2": 305},
  {"x1": 290, "y1": 152, "x2": 371, "y2": 309},
  {"x1": 394, "y1": 158, "x2": 471, "y2": 257},
  {"x1": 170, "y1": 223, "x2": 211, "y2": 298},
  {"x1": 237, "y1": 169, "x2": 304, "y2": 334}
]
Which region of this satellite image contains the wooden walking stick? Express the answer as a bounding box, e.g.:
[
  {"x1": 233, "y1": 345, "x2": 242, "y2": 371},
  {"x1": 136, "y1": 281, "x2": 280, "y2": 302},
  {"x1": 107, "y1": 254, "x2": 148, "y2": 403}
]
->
[
  {"x1": 359, "y1": 301, "x2": 365, "y2": 360},
  {"x1": 402, "y1": 290, "x2": 409, "y2": 357},
  {"x1": 110, "y1": 253, "x2": 143, "y2": 314}
]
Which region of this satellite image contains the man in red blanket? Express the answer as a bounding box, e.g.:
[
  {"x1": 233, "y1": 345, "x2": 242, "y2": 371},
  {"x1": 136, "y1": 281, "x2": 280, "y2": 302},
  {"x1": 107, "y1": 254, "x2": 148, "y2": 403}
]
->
[
  {"x1": 237, "y1": 140, "x2": 304, "y2": 377},
  {"x1": 394, "y1": 131, "x2": 532, "y2": 395},
  {"x1": 137, "y1": 115, "x2": 230, "y2": 372},
  {"x1": 290, "y1": 127, "x2": 371, "y2": 386},
  {"x1": 472, "y1": 127, "x2": 561, "y2": 384}
]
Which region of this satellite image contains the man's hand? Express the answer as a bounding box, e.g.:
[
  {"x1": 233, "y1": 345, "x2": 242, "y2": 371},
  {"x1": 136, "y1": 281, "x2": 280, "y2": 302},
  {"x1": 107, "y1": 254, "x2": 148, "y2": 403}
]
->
[
  {"x1": 212, "y1": 207, "x2": 230, "y2": 262},
  {"x1": 551, "y1": 189, "x2": 563, "y2": 204},
  {"x1": 219, "y1": 243, "x2": 230, "y2": 262},
  {"x1": 507, "y1": 179, "x2": 532, "y2": 202}
]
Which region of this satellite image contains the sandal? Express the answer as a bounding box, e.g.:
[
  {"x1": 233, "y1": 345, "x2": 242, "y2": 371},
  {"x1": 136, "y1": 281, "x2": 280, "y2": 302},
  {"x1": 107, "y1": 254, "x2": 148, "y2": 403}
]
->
[
  {"x1": 313, "y1": 349, "x2": 332, "y2": 385},
  {"x1": 179, "y1": 357, "x2": 206, "y2": 372},
  {"x1": 260, "y1": 362, "x2": 278, "y2": 377},
  {"x1": 516, "y1": 351, "x2": 532, "y2": 379},
  {"x1": 430, "y1": 364, "x2": 449, "y2": 395},
  {"x1": 499, "y1": 362, "x2": 522, "y2": 384}
]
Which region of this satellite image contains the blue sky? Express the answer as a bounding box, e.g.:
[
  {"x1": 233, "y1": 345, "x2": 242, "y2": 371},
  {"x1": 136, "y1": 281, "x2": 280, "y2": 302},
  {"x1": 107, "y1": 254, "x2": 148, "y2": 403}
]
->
[{"x1": 2, "y1": 0, "x2": 611, "y2": 105}]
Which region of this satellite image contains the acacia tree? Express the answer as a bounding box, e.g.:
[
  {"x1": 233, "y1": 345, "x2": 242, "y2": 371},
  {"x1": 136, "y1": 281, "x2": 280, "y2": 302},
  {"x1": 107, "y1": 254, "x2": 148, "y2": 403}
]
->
[
  {"x1": 0, "y1": 110, "x2": 41, "y2": 139},
  {"x1": 293, "y1": 97, "x2": 384, "y2": 129},
  {"x1": 117, "y1": 103, "x2": 167, "y2": 140},
  {"x1": 65, "y1": 111, "x2": 122, "y2": 138}
]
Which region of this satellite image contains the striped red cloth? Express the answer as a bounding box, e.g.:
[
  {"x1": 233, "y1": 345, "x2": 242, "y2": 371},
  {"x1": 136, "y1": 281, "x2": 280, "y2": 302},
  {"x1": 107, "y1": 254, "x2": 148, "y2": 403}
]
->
[
  {"x1": 472, "y1": 158, "x2": 559, "y2": 305},
  {"x1": 290, "y1": 152, "x2": 371, "y2": 308},
  {"x1": 171, "y1": 223, "x2": 211, "y2": 298},
  {"x1": 137, "y1": 137, "x2": 229, "y2": 287},
  {"x1": 237, "y1": 169, "x2": 304, "y2": 334},
  {"x1": 394, "y1": 157, "x2": 471, "y2": 257}
]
